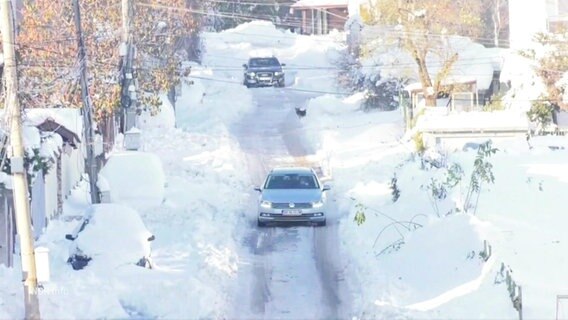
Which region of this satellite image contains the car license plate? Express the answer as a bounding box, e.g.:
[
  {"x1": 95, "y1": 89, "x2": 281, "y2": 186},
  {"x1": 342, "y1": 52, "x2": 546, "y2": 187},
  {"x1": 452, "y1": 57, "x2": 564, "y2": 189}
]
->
[
  {"x1": 259, "y1": 77, "x2": 271, "y2": 81},
  {"x1": 283, "y1": 210, "x2": 301, "y2": 216}
]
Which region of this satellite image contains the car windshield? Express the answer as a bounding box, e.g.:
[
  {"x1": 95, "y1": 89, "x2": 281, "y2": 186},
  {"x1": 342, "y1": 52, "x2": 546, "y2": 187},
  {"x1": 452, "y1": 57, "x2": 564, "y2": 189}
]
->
[
  {"x1": 264, "y1": 173, "x2": 319, "y2": 189},
  {"x1": 249, "y1": 58, "x2": 279, "y2": 67}
]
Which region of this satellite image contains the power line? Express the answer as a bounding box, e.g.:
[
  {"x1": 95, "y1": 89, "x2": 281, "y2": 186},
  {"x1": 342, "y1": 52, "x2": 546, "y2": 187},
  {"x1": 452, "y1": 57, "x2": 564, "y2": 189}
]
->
[
  {"x1": 187, "y1": 74, "x2": 352, "y2": 95},
  {"x1": 204, "y1": 0, "x2": 297, "y2": 6},
  {"x1": 137, "y1": 1, "x2": 523, "y2": 46}
]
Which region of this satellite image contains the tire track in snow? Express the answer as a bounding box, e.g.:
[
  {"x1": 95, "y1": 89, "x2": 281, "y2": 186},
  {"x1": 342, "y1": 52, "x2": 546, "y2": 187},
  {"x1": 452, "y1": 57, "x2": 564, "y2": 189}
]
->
[{"x1": 230, "y1": 87, "x2": 348, "y2": 319}]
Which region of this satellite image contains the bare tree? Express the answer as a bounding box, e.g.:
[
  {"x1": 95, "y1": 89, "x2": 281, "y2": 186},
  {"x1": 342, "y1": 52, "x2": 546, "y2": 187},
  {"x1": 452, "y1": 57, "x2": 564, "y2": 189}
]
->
[
  {"x1": 370, "y1": 0, "x2": 484, "y2": 107},
  {"x1": 481, "y1": 0, "x2": 509, "y2": 47}
]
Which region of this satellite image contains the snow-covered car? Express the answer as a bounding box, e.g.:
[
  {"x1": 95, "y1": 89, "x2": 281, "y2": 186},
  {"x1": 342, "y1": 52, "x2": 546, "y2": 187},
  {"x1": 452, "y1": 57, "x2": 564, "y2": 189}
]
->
[
  {"x1": 243, "y1": 56, "x2": 286, "y2": 88},
  {"x1": 98, "y1": 151, "x2": 166, "y2": 209},
  {"x1": 65, "y1": 203, "x2": 155, "y2": 270},
  {"x1": 254, "y1": 167, "x2": 330, "y2": 227}
]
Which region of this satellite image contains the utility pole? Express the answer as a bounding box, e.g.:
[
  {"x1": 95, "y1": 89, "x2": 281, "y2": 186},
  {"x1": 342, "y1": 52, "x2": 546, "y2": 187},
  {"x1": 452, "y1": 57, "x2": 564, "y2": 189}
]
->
[
  {"x1": 73, "y1": 0, "x2": 100, "y2": 204},
  {"x1": 120, "y1": 0, "x2": 137, "y2": 133},
  {"x1": 0, "y1": 0, "x2": 41, "y2": 318}
]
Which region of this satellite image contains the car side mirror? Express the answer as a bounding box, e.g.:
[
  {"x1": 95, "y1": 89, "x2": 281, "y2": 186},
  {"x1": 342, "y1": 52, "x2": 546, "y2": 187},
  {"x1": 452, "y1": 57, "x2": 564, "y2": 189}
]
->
[
  {"x1": 254, "y1": 186, "x2": 262, "y2": 192},
  {"x1": 148, "y1": 235, "x2": 155, "y2": 242},
  {"x1": 281, "y1": 63, "x2": 286, "y2": 67},
  {"x1": 242, "y1": 63, "x2": 248, "y2": 68},
  {"x1": 322, "y1": 184, "x2": 331, "y2": 191},
  {"x1": 65, "y1": 234, "x2": 75, "y2": 241}
]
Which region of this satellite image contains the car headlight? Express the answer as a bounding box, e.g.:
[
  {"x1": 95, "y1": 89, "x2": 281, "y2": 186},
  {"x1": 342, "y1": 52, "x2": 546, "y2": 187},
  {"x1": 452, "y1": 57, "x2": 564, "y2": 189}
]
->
[
  {"x1": 260, "y1": 200, "x2": 272, "y2": 208},
  {"x1": 247, "y1": 72, "x2": 256, "y2": 76},
  {"x1": 274, "y1": 71, "x2": 282, "y2": 76},
  {"x1": 311, "y1": 200, "x2": 324, "y2": 208}
]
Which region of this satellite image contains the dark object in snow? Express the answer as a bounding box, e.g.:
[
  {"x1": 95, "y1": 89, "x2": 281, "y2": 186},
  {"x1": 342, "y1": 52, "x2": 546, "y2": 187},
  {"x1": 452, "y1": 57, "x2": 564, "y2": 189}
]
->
[
  {"x1": 67, "y1": 254, "x2": 92, "y2": 270},
  {"x1": 295, "y1": 107, "x2": 306, "y2": 118}
]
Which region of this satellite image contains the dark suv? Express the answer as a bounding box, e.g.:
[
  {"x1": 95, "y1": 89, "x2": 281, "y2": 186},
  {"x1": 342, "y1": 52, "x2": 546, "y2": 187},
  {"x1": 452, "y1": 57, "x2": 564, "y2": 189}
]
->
[{"x1": 243, "y1": 57, "x2": 286, "y2": 88}]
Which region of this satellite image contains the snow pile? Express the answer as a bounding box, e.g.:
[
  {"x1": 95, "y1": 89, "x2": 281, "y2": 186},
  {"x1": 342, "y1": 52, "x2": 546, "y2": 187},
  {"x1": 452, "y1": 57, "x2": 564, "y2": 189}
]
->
[
  {"x1": 415, "y1": 110, "x2": 530, "y2": 131},
  {"x1": 203, "y1": 20, "x2": 346, "y2": 93},
  {"x1": 302, "y1": 94, "x2": 568, "y2": 318},
  {"x1": 220, "y1": 20, "x2": 296, "y2": 48},
  {"x1": 301, "y1": 93, "x2": 404, "y2": 166},
  {"x1": 500, "y1": 52, "x2": 544, "y2": 111},
  {"x1": 175, "y1": 63, "x2": 254, "y2": 132}
]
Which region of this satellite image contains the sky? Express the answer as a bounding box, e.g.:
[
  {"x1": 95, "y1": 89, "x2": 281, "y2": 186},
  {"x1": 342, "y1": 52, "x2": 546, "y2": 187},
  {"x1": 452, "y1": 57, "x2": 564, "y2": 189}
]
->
[{"x1": 1, "y1": 18, "x2": 568, "y2": 320}]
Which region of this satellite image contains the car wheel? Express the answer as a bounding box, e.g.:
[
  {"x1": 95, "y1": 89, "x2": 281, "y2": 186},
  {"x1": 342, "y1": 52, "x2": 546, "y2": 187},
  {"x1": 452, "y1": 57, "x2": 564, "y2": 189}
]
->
[
  {"x1": 257, "y1": 219, "x2": 267, "y2": 227},
  {"x1": 317, "y1": 220, "x2": 326, "y2": 227},
  {"x1": 278, "y1": 79, "x2": 285, "y2": 87},
  {"x1": 137, "y1": 256, "x2": 153, "y2": 269}
]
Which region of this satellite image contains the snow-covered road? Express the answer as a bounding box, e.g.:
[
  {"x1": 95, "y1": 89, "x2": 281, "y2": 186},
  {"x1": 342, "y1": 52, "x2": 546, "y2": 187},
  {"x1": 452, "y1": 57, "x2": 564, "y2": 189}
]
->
[{"x1": 229, "y1": 87, "x2": 350, "y2": 319}]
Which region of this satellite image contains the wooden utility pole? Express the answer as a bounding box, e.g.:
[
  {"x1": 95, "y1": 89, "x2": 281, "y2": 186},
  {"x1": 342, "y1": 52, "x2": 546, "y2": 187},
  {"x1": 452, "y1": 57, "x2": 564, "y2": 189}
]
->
[
  {"x1": 0, "y1": 0, "x2": 41, "y2": 318},
  {"x1": 73, "y1": 0, "x2": 100, "y2": 204},
  {"x1": 122, "y1": 0, "x2": 130, "y2": 43},
  {"x1": 120, "y1": 0, "x2": 137, "y2": 133}
]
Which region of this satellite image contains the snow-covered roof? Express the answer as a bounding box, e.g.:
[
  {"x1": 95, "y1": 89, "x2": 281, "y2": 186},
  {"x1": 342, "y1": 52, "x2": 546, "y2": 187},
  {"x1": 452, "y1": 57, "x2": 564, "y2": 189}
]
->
[
  {"x1": 36, "y1": 119, "x2": 81, "y2": 147},
  {"x1": 23, "y1": 108, "x2": 83, "y2": 140},
  {"x1": 404, "y1": 77, "x2": 479, "y2": 92}
]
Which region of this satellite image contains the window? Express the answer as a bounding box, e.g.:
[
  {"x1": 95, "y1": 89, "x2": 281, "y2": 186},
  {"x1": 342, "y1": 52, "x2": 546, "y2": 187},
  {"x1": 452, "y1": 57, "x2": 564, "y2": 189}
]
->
[
  {"x1": 249, "y1": 58, "x2": 279, "y2": 67},
  {"x1": 264, "y1": 174, "x2": 319, "y2": 189}
]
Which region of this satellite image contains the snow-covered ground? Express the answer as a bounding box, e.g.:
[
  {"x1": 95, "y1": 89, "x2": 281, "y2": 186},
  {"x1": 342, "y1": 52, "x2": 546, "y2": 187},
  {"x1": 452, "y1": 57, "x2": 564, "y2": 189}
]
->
[{"x1": 1, "y1": 20, "x2": 568, "y2": 320}]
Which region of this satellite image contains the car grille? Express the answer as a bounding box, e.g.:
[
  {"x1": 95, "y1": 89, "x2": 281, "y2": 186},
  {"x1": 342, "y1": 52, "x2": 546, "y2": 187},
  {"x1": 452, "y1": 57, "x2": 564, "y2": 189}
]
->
[
  {"x1": 257, "y1": 72, "x2": 273, "y2": 78},
  {"x1": 272, "y1": 202, "x2": 312, "y2": 209}
]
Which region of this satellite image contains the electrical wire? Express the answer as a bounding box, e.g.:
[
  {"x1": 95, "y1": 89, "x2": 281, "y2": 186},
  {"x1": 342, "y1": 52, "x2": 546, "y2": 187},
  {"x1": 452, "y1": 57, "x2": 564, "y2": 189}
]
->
[
  {"x1": 136, "y1": 1, "x2": 525, "y2": 47},
  {"x1": 203, "y1": 0, "x2": 298, "y2": 6}
]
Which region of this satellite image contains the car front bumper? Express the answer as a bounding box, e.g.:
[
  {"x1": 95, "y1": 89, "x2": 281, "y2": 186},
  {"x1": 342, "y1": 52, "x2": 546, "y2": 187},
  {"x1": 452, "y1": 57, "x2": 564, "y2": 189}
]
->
[
  {"x1": 245, "y1": 74, "x2": 284, "y2": 86},
  {"x1": 258, "y1": 207, "x2": 325, "y2": 224}
]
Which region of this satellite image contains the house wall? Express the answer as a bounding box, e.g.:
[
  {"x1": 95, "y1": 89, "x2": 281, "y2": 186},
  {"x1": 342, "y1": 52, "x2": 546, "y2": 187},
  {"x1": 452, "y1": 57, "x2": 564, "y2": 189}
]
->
[
  {"x1": 61, "y1": 147, "x2": 85, "y2": 200},
  {"x1": 327, "y1": 7, "x2": 348, "y2": 31},
  {"x1": 44, "y1": 163, "x2": 59, "y2": 219},
  {"x1": 297, "y1": 7, "x2": 348, "y2": 35}
]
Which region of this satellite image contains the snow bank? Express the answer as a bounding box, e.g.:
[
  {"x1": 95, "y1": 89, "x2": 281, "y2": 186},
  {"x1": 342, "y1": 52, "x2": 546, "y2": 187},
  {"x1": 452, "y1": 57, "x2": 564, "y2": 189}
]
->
[
  {"x1": 203, "y1": 21, "x2": 346, "y2": 93},
  {"x1": 415, "y1": 110, "x2": 530, "y2": 131},
  {"x1": 220, "y1": 20, "x2": 296, "y2": 48},
  {"x1": 299, "y1": 94, "x2": 561, "y2": 317},
  {"x1": 176, "y1": 64, "x2": 254, "y2": 133}
]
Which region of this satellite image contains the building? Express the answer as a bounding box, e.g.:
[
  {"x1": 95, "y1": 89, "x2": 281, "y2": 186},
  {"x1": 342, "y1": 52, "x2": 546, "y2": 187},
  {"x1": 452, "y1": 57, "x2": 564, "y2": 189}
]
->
[
  {"x1": 290, "y1": 0, "x2": 350, "y2": 35},
  {"x1": 546, "y1": 0, "x2": 568, "y2": 32}
]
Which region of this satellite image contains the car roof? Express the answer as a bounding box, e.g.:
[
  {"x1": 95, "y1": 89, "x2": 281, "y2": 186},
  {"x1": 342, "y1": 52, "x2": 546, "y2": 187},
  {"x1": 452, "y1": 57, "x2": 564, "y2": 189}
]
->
[{"x1": 270, "y1": 167, "x2": 315, "y2": 175}]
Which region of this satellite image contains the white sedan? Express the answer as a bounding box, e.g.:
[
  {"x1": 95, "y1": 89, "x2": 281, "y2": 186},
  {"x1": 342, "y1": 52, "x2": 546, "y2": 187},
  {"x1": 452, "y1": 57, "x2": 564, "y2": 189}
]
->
[{"x1": 254, "y1": 167, "x2": 330, "y2": 227}]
